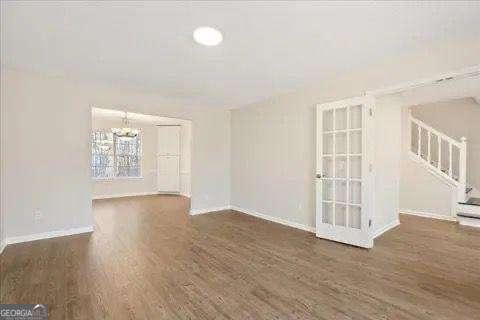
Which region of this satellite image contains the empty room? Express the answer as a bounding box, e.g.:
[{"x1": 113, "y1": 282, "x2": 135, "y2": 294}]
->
[{"x1": 1, "y1": 1, "x2": 479, "y2": 319}]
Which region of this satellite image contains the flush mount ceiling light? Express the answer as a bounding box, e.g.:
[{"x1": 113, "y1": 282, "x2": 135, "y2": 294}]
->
[{"x1": 193, "y1": 26, "x2": 223, "y2": 46}]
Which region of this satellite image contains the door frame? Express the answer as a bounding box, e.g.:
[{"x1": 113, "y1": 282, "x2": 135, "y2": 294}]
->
[{"x1": 315, "y1": 95, "x2": 375, "y2": 248}]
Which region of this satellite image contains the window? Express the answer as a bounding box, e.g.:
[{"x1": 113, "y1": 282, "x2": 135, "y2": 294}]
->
[
  {"x1": 91, "y1": 131, "x2": 114, "y2": 179},
  {"x1": 91, "y1": 130, "x2": 141, "y2": 179},
  {"x1": 114, "y1": 133, "x2": 141, "y2": 177}
]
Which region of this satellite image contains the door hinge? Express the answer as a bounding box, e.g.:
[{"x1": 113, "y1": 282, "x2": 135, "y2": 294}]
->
[
  {"x1": 369, "y1": 164, "x2": 373, "y2": 172},
  {"x1": 369, "y1": 108, "x2": 373, "y2": 117},
  {"x1": 369, "y1": 219, "x2": 372, "y2": 227}
]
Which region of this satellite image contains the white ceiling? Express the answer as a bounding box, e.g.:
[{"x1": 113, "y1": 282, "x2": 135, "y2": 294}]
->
[{"x1": 2, "y1": 1, "x2": 480, "y2": 108}]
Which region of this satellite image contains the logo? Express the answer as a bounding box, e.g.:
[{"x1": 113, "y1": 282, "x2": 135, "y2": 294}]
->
[{"x1": 0, "y1": 304, "x2": 48, "y2": 320}]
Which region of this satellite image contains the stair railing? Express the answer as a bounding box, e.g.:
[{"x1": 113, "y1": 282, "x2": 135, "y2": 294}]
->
[{"x1": 409, "y1": 110, "x2": 467, "y2": 202}]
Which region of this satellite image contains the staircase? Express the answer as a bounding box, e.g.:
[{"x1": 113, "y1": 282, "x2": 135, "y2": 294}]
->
[
  {"x1": 457, "y1": 198, "x2": 480, "y2": 227},
  {"x1": 409, "y1": 111, "x2": 480, "y2": 227}
]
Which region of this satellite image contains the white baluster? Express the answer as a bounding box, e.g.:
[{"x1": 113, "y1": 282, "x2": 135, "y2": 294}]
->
[
  {"x1": 457, "y1": 137, "x2": 467, "y2": 202},
  {"x1": 427, "y1": 131, "x2": 431, "y2": 164},
  {"x1": 437, "y1": 136, "x2": 441, "y2": 170},
  {"x1": 417, "y1": 125, "x2": 421, "y2": 157},
  {"x1": 448, "y1": 143, "x2": 453, "y2": 178}
]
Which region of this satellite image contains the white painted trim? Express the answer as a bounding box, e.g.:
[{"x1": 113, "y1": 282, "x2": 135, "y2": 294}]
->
[
  {"x1": 189, "y1": 206, "x2": 231, "y2": 215},
  {"x1": 373, "y1": 219, "x2": 400, "y2": 239},
  {"x1": 93, "y1": 176, "x2": 145, "y2": 182},
  {"x1": 92, "y1": 191, "x2": 161, "y2": 200},
  {"x1": 410, "y1": 116, "x2": 462, "y2": 149},
  {"x1": 408, "y1": 151, "x2": 458, "y2": 187},
  {"x1": 366, "y1": 64, "x2": 480, "y2": 97},
  {"x1": 6, "y1": 226, "x2": 94, "y2": 245},
  {"x1": 157, "y1": 191, "x2": 182, "y2": 196},
  {"x1": 400, "y1": 209, "x2": 457, "y2": 221},
  {"x1": 0, "y1": 239, "x2": 7, "y2": 255},
  {"x1": 231, "y1": 205, "x2": 316, "y2": 233}
]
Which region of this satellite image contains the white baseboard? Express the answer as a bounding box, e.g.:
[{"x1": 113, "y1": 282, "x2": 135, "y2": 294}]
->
[
  {"x1": 400, "y1": 209, "x2": 457, "y2": 221},
  {"x1": 93, "y1": 191, "x2": 161, "y2": 200},
  {"x1": 373, "y1": 219, "x2": 400, "y2": 239},
  {"x1": 189, "y1": 206, "x2": 231, "y2": 215},
  {"x1": 6, "y1": 225, "x2": 94, "y2": 245},
  {"x1": 230, "y1": 205, "x2": 316, "y2": 233}
]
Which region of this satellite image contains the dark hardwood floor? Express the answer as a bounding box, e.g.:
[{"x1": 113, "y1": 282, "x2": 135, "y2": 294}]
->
[{"x1": 1, "y1": 195, "x2": 480, "y2": 319}]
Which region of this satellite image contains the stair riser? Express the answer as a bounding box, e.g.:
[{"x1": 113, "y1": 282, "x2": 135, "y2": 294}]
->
[
  {"x1": 458, "y1": 216, "x2": 480, "y2": 228},
  {"x1": 457, "y1": 204, "x2": 480, "y2": 217}
]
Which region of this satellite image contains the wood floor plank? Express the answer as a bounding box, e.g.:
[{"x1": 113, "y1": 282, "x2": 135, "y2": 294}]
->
[{"x1": 1, "y1": 195, "x2": 479, "y2": 319}]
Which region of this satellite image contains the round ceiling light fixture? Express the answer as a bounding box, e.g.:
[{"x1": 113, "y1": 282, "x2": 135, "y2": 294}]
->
[{"x1": 193, "y1": 26, "x2": 223, "y2": 46}]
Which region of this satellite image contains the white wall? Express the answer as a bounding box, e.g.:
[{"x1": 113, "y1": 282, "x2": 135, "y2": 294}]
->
[
  {"x1": 231, "y1": 95, "x2": 402, "y2": 233},
  {"x1": 0, "y1": 67, "x2": 6, "y2": 251},
  {"x1": 231, "y1": 40, "x2": 479, "y2": 230},
  {"x1": 372, "y1": 96, "x2": 402, "y2": 235},
  {"x1": 399, "y1": 106, "x2": 457, "y2": 218},
  {"x1": 3, "y1": 69, "x2": 94, "y2": 240},
  {"x1": 92, "y1": 116, "x2": 192, "y2": 198},
  {"x1": 2, "y1": 68, "x2": 230, "y2": 240},
  {"x1": 231, "y1": 96, "x2": 316, "y2": 227}
]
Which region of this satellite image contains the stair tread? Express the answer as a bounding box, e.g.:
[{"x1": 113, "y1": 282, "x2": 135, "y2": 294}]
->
[
  {"x1": 457, "y1": 213, "x2": 480, "y2": 219},
  {"x1": 459, "y1": 197, "x2": 480, "y2": 207}
]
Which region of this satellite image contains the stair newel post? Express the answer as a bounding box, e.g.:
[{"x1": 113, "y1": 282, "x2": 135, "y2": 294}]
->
[{"x1": 458, "y1": 137, "x2": 467, "y2": 203}]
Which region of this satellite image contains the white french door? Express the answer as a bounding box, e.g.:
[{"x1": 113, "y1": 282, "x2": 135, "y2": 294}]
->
[{"x1": 316, "y1": 96, "x2": 374, "y2": 248}]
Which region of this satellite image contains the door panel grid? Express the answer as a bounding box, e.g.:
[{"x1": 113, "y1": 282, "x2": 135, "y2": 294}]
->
[
  {"x1": 321, "y1": 105, "x2": 363, "y2": 230},
  {"x1": 316, "y1": 96, "x2": 373, "y2": 248}
]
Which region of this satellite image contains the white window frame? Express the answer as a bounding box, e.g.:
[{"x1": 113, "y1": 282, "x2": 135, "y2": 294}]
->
[{"x1": 91, "y1": 129, "x2": 143, "y2": 181}]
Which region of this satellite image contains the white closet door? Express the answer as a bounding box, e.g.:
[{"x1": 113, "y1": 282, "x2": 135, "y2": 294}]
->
[
  {"x1": 157, "y1": 155, "x2": 180, "y2": 192},
  {"x1": 315, "y1": 96, "x2": 375, "y2": 248},
  {"x1": 157, "y1": 126, "x2": 180, "y2": 156}
]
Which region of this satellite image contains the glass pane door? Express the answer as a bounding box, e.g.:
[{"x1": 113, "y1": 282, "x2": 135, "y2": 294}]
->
[
  {"x1": 316, "y1": 96, "x2": 373, "y2": 248},
  {"x1": 321, "y1": 105, "x2": 362, "y2": 229}
]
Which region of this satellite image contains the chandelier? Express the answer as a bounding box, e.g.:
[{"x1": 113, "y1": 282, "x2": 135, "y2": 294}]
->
[{"x1": 111, "y1": 112, "x2": 139, "y2": 138}]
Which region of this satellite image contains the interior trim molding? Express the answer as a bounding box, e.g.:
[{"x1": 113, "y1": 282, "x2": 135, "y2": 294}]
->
[
  {"x1": 0, "y1": 239, "x2": 7, "y2": 255},
  {"x1": 189, "y1": 206, "x2": 231, "y2": 215},
  {"x1": 373, "y1": 219, "x2": 400, "y2": 239},
  {"x1": 230, "y1": 205, "x2": 316, "y2": 233},
  {"x1": 366, "y1": 64, "x2": 480, "y2": 97},
  {"x1": 400, "y1": 209, "x2": 457, "y2": 221},
  {"x1": 93, "y1": 191, "x2": 160, "y2": 200},
  {"x1": 6, "y1": 226, "x2": 94, "y2": 246}
]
